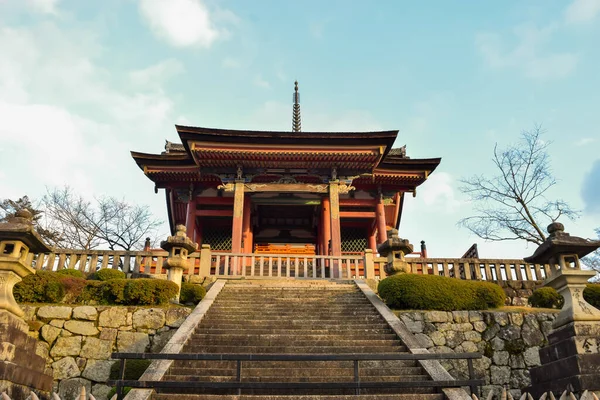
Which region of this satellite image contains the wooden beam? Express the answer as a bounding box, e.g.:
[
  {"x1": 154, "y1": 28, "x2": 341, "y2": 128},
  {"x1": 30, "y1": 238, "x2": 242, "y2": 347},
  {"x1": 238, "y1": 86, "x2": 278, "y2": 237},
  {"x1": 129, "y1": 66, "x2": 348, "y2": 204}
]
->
[
  {"x1": 339, "y1": 198, "x2": 377, "y2": 207},
  {"x1": 196, "y1": 209, "x2": 233, "y2": 217},
  {"x1": 197, "y1": 197, "x2": 234, "y2": 205},
  {"x1": 339, "y1": 211, "x2": 376, "y2": 219}
]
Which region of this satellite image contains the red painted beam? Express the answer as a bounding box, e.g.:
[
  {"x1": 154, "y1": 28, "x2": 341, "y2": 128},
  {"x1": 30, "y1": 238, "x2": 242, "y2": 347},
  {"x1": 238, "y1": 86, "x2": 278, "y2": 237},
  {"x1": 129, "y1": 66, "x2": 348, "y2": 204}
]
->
[
  {"x1": 196, "y1": 209, "x2": 233, "y2": 217},
  {"x1": 339, "y1": 211, "x2": 376, "y2": 219},
  {"x1": 197, "y1": 197, "x2": 234, "y2": 205}
]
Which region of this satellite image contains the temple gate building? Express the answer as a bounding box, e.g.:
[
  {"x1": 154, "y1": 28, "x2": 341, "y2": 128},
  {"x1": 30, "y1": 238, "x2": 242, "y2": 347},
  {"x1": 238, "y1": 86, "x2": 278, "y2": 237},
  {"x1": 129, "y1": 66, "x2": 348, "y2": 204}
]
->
[{"x1": 131, "y1": 83, "x2": 440, "y2": 260}]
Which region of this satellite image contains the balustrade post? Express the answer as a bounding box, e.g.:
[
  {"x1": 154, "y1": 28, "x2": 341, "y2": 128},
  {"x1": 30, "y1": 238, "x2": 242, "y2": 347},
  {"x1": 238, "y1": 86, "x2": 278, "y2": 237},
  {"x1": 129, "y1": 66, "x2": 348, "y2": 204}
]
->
[{"x1": 363, "y1": 249, "x2": 375, "y2": 279}]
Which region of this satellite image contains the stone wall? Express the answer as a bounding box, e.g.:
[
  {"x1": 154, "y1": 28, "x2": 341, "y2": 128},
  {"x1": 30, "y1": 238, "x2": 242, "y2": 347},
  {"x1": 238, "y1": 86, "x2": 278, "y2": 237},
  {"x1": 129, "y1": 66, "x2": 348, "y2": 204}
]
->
[
  {"x1": 498, "y1": 280, "x2": 544, "y2": 306},
  {"x1": 397, "y1": 310, "x2": 557, "y2": 398},
  {"x1": 20, "y1": 305, "x2": 192, "y2": 400}
]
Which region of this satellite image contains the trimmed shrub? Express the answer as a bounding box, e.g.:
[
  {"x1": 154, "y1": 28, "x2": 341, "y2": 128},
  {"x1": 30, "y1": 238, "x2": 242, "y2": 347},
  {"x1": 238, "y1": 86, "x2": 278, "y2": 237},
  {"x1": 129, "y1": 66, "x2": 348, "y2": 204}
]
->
[
  {"x1": 101, "y1": 279, "x2": 128, "y2": 304},
  {"x1": 56, "y1": 268, "x2": 85, "y2": 279},
  {"x1": 79, "y1": 280, "x2": 104, "y2": 303},
  {"x1": 378, "y1": 273, "x2": 505, "y2": 311},
  {"x1": 88, "y1": 269, "x2": 126, "y2": 281},
  {"x1": 528, "y1": 287, "x2": 564, "y2": 309},
  {"x1": 180, "y1": 282, "x2": 206, "y2": 304},
  {"x1": 584, "y1": 284, "x2": 600, "y2": 310},
  {"x1": 14, "y1": 271, "x2": 64, "y2": 303},
  {"x1": 60, "y1": 277, "x2": 87, "y2": 303},
  {"x1": 124, "y1": 279, "x2": 179, "y2": 305}
]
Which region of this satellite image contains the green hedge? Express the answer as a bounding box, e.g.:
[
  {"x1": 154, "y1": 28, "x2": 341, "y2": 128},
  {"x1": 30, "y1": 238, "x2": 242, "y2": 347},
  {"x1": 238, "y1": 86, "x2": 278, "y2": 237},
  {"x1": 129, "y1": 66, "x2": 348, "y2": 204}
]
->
[
  {"x1": 528, "y1": 287, "x2": 564, "y2": 309},
  {"x1": 88, "y1": 269, "x2": 126, "y2": 281},
  {"x1": 55, "y1": 268, "x2": 85, "y2": 278},
  {"x1": 14, "y1": 271, "x2": 179, "y2": 305},
  {"x1": 180, "y1": 282, "x2": 206, "y2": 304},
  {"x1": 584, "y1": 284, "x2": 600, "y2": 310},
  {"x1": 378, "y1": 273, "x2": 505, "y2": 311}
]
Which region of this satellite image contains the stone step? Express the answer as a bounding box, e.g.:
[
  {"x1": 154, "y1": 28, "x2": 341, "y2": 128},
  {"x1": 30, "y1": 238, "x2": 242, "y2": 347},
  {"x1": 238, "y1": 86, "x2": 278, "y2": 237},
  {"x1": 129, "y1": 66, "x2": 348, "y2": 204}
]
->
[
  {"x1": 162, "y1": 375, "x2": 431, "y2": 383},
  {"x1": 197, "y1": 322, "x2": 393, "y2": 330},
  {"x1": 182, "y1": 346, "x2": 409, "y2": 353},
  {"x1": 189, "y1": 339, "x2": 401, "y2": 347},
  {"x1": 153, "y1": 395, "x2": 444, "y2": 400},
  {"x1": 201, "y1": 316, "x2": 385, "y2": 323},
  {"x1": 189, "y1": 333, "x2": 399, "y2": 341},
  {"x1": 167, "y1": 367, "x2": 425, "y2": 377},
  {"x1": 169, "y1": 360, "x2": 420, "y2": 369},
  {"x1": 193, "y1": 328, "x2": 395, "y2": 336}
]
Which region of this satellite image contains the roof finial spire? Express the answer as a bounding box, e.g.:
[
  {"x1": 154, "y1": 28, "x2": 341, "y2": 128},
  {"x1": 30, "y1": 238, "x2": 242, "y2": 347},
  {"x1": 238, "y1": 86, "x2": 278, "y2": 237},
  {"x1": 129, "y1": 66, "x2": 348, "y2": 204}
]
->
[{"x1": 292, "y1": 81, "x2": 301, "y2": 132}]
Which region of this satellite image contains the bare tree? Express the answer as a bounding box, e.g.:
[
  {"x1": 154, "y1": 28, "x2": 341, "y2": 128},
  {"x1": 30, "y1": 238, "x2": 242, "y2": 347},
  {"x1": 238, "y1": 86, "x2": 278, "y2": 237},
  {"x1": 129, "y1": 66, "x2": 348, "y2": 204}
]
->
[
  {"x1": 459, "y1": 126, "x2": 579, "y2": 245},
  {"x1": 41, "y1": 187, "x2": 162, "y2": 250},
  {"x1": 0, "y1": 195, "x2": 61, "y2": 244}
]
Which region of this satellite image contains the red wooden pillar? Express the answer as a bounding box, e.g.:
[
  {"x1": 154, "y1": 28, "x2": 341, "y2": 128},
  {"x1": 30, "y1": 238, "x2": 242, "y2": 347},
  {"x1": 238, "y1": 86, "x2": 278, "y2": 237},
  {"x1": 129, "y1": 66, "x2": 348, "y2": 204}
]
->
[
  {"x1": 231, "y1": 181, "x2": 245, "y2": 254},
  {"x1": 329, "y1": 181, "x2": 342, "y2": 257},
  {"x1": 368, "y1": 229, "x2": 378, "y2": 254},
  {"x1": 185, "y1": 198, "x2": 197, "y2": 241},
  {"x1": 322, "y1": 197, "x2": 331, "y2": 256},
  {"x1": 375, "y1": 196, "x2": 387, "y2": 244},
  {"x1": 242, "y1": 197, "x2": 252, "y2": 254}
]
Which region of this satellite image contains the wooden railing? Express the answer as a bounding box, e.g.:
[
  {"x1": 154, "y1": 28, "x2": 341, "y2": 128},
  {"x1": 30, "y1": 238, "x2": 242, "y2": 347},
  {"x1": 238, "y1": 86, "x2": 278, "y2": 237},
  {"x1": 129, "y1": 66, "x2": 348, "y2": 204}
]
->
[
  {"x1": 401, "y1": 258, "x2": 548, "y2": 281},
  {"x1": 210, "y1": 252, "x2": 365, "y2": 280},
  {"x1": 27, "y1": 248, "x2": 547, "y2": 282}
]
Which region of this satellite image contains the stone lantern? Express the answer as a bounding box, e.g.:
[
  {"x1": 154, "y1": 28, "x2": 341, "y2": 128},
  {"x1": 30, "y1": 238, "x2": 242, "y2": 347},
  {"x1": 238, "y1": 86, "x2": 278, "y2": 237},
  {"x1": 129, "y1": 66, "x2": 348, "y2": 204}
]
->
[
  {"x1": 0, "y1": 210, "x2": 53, "y2": 397},
  {"x1": 161, "y1": 224, "x2": 198, "y2": 302},
  {"x1": 377, "y1": 228, "x2": 414, "y2": 276},
  {"x1": 0, "y1": 210, "x2": 50, "y2": 318},
  {"x1": 525, "y1": 222, "x2": 600, "y2": 396}
]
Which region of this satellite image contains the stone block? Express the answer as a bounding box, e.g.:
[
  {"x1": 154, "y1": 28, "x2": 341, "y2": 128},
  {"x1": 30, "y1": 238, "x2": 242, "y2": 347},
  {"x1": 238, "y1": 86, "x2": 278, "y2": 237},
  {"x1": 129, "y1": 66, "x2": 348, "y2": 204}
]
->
[
  {"x1": 460, "y1": 340, "x2": 478, "y2": 353},
  {"x1": 424, "y1": 311, "x2": 451, "y2": 323},
  {"x1": 35, "y1": 341, "x2": 49, "y2": 361},
  {"x1": 508, "y1": 313, "x2": 524, "y2": 326},
  {"x1": 473, "y1": 356, "x2": 492, "y2": 379},
  {"x1": 52, "y1": 356, "x2": 80, "y2": 380},
  {"x1": 92, "y1": 383, "x2": 112, "y2": 400},
  {"x1": 522, "y1": 323, "x2": 545, "y2": 346},
  {"x1": 482, "y1": 324, "x2": 500, "y2": 341},
  {"x1": 99, "y1": 327, "x2": 118, "y2": 343},
  {"x1": 452, "y1": 311, "x2": 469, "y2": 323},
  {"x1": 21, "y1": 305, "x2": 37, "y2": 321},
  {"x1": 498, "y1": 325, "x2": 521, "y2": 341},
  {"x1": 473, "y1": 321, "x2": 487, "y2": 333},
  {"x1": 415, "y1": 333, "x2": 433, "y2": 348},
  {"x1": 464, "y1": 331, "x2": 482, "y2": 343},
  {"x1": 493, "y1": 312, "x2": 509, "y2": 326},
  {"x1": 80, "y1": 337, "x2": 113, "y2": 360},
  {"x1": 165, "y1": 307, "x2": 191, "y2": 327},
  {"x1": 509, "y1": 354, "x2": 525, "y2": 369},
  {"x1": 437, "y1": 322, "x2": 453, "y2": 332},
  {"x1": 98, "y1": 308, "x2": 127, "y2": 328},
  {"x1": 444, "y1": 330, "x2": 464, "y2": 348},
  {"x1": 492, "y1": 351, "x2": 509, "y2": 366},
  {"x1": 37, "y1": 306, "x2": 72, "y2": 320},
  {"x1": 76, "y1": 357, "x2": 86, "y2": 371},
  {"x1": 512, "y1": 297, "x2": 529, "y2": 307},
  {"x1": 58, "y1": 378, "x2": 91, "y2": 400},
  {"x1": 468, "y1": 311, "x2": 483, "y2": 322},
  {"x1": 41, "y1": 324, "x2": 61, "y2": 345},
  {"x1": 490, "y1": 337, "x2": 505, "y2": 351},
  {"x1": 50, "y1": 319, "x2": 65, "y2": 328},
  {"x1": 73, "y1": 306, "x2": 98, "y2": 321},
  {"x1": 490, "y1": 365, "x2": 511, "y2": 384},
  {"x1": 509, "y1": 369, "x2": 531, "y2": 389},
  {"x1": 453, "y1": 322, "x2": 473, "y2": 332},
  {"x1": 117, "y1": 331, "x2": 149, "y2": 353},
  {"x1": 150, "y1": 330, "x2": 176, "y2": 353},
  {"x1": 82, "y1": 359, "x2": 114, "y2": 382},
  {"x1": 429, "y1": 331, "x2": 446, "y2": 346},
  {"x1": 50, "y1": 336, "x2": 82, "y2": 357},
  {"x1": 523, "y1": 346, "x2": 541, "y2": 366},
  {"x1": 64, "y1": 320, "x2": 99, "y2": 336}
]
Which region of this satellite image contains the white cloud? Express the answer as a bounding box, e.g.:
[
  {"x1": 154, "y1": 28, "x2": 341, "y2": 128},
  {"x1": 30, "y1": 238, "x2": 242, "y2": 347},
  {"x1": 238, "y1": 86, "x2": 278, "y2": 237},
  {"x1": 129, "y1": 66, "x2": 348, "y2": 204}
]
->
[
  {"x1": 476, "y1": 24, "x2": 578, "y2": 80},
  {"x1": 418, "y1": 172, "x2": 461, "y2": 213},
  {"x1": 129, "y1": 59, "x2": 185, "y2": 87},
  {"x1": 138, "y1": 0, "x2": 221, "y2": 48},
  {"x1": 254, "y1": 76, "x2": 271, "y2": 89},
  {"x1": 26, "y1": 0, "x2": 60, "y2": 14},
  {"x1": 575, "y1": 137, "x2": 597, "y2": 146},
  {"x1": 565, "y1": 0, "x2": 600, "y2": 24},
  {"x1": 0, "y1": 21, "x2": 176, "y2": 226},
  {"x1": 222, "y1": 57, "x2": 241, "y2": 69}
]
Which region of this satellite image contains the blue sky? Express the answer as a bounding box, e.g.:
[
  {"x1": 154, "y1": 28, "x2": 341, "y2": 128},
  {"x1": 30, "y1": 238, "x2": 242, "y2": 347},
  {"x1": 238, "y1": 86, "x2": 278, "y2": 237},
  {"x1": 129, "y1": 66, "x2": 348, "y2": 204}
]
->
[{"x1": 0, "y1": 0, "x2": 598, "y2": 258}]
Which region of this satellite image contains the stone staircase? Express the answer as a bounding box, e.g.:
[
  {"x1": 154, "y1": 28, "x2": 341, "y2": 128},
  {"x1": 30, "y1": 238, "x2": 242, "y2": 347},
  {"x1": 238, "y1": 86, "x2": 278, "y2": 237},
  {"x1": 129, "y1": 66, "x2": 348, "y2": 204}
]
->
[{"x1": 152, "y1": 279, "x2": 445, "y2": 400}]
